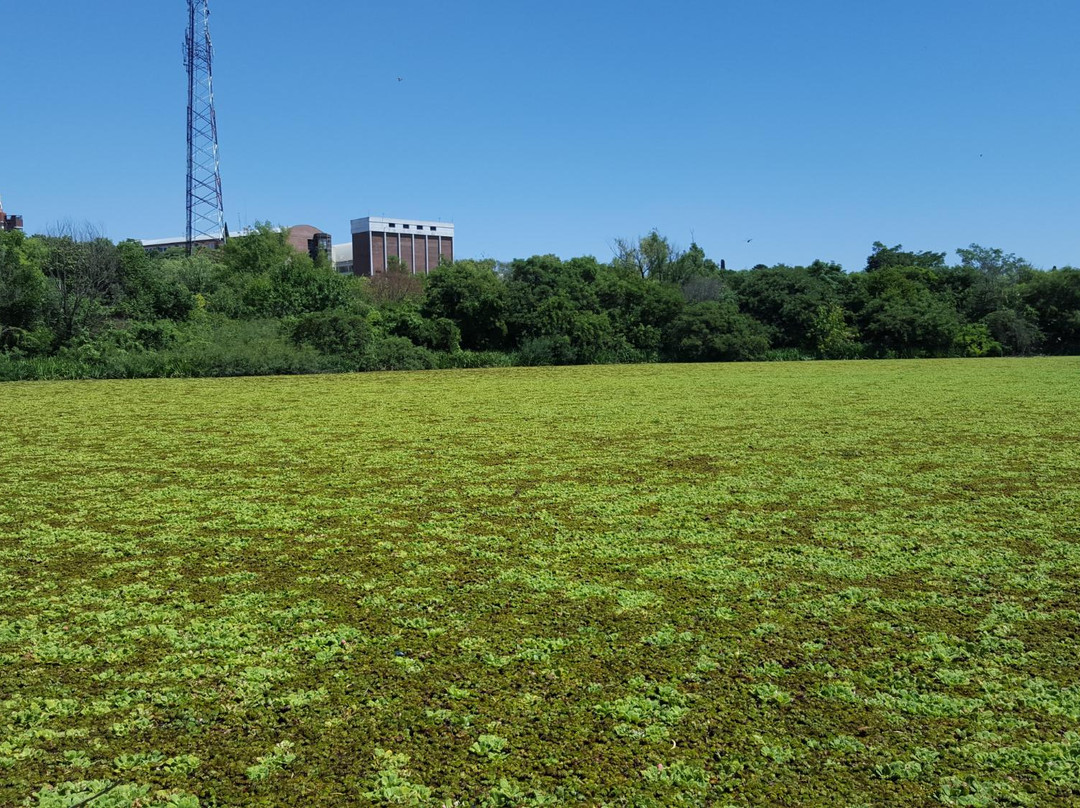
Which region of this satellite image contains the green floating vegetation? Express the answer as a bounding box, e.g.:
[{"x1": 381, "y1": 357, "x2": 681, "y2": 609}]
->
[{"x1": 1, "y1": 358, "x2": 1079, "y2": 806}]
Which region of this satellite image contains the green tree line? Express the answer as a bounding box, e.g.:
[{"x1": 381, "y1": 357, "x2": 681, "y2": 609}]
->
[{"x1": 1, "y1": 223, "x2": 1078, "y2": 380}]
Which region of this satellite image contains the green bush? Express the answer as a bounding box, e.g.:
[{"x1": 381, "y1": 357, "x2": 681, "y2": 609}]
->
[
  {"x1": 516, "y1": 335, "x2": 579, "y2": 366},
  {"x1": 983, "y1": 309, "x2": 1043, "y2": 355},
  {"x1": 115, "y1": 320, "x2": 181, "y2": 352},
  {"x1": 363, "y1": 336, "x2": 437, "y2": 372},
  {"x1": 291, "y1": 309, "x2": 374, "y2": 357},
  {"x1": 435, "y1": 350, "x2": 515, "y2": 370},
  {"x1": 382, "y1": 307, "x2": 462, "y2": 352},
  {"x1": 952, "y1": 323, "x2": 1003, "y2": 357},
  {"x1": 765, "y1": 348, "x2": 814, "y2": 361},
  {"x1": 664, "y1": 301, "x2": 771, "y2": 362}
]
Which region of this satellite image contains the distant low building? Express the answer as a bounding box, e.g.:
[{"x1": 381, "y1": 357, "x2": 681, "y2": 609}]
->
[
  {"x1": 351, "y1": 216, "x2": 454, "y2": 277},
  {"x1": 140, "y1": 224, "x2": 331, "y2": 259},
  {"x1": 140, "y1": 219, "x2": 449, "y2": 272},
  {"x1": 139, "y1": 235, "x2": 223, "y2": 253},
  {"x1": 286, "y1": 224, "x2": 332, "y2": 263},
  {"x1": 0, "y1": 195, "x2": 24, "y2": 232},
  {"x1": 332, "y1": 242, "x2": 353, "y2": 274}
]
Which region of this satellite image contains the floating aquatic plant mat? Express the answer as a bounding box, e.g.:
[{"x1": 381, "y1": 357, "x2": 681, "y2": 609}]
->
[{"x1": 1, "y1": 359, "x2": 1079, "y2": 806}]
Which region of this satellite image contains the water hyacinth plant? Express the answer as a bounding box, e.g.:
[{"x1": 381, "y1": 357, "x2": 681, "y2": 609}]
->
[{"x1": 1, "y1": 358, "x2": 1078, "y2": 805}]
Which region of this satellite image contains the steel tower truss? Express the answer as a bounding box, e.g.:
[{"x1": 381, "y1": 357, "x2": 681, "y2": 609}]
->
[{"x1": 185, "y1": 0, "x2": 224, "y2": 254}]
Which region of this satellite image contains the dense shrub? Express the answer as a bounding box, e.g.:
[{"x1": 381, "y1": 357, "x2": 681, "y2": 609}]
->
[
  {"x1": 422, "y1": 261, "x2": 508, "y2": 350},
  {"x1": 363, "y1": 336, "x2": 437, "y2": 372},
  {"x1": 983, "y1": 309, "x2": 1043, "y2": 355},
  {"x1": 291, "y1": 309, "x2": 374, "y2": 357},
  {"x1": 1020, "y1": 268, "x2": 1080, "y2": 353},
  {"x1": 3, "y1": 228, "x2": 1080, "y2": 381},
  {"x1": 516, "y1": 335, "x2": 579, "y2": 366},
  {"x1": 765, "y1": 348, "x2": 814, "y2": 361},
  {"x1": 382, "y1": 307, "x2": 461, "y2": 352},
  {"x1": 951, "y1": 323, "x2": 1003, "y2": 357},
  {"x1": 664, "y1": 301, "x2": 771, "y2": 362},
  {"x1": 435, "y1": 350, "x2": 515, "y2": 370}
]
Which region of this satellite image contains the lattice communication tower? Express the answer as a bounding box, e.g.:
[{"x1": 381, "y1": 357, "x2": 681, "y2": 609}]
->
[{"x1": 184, "y1": 0, "x2": 224, "y2": 255}]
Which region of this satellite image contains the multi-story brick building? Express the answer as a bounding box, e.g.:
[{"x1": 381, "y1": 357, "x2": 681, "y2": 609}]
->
[
  {"x1": 350, "y1": 216, "x2": 453, "y2": 276},
  {"x1": 285, "y1": 224, "x2": 332, "y2": 263},
  {"x1": 0, "y1": 195, "x2": 24, "y2": 232}
]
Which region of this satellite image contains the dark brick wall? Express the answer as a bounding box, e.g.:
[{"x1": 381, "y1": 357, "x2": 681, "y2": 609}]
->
[
  {"x1": 352, "y1": 227, "x2": 453, "y2": 276},
  {"x1": 427, "y1": 237, "x2": 440, "y2": 271},
  {"x1": 352, "y1": 232, "x2": 372, "y2": 276},
  {"x1": 373, "y1": 232, "x2": 386, "y2": 275}
]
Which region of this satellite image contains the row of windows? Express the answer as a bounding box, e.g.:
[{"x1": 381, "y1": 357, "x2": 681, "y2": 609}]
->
[{"x1": 387, "y1": 223, "x2": 438, "y2": 231}]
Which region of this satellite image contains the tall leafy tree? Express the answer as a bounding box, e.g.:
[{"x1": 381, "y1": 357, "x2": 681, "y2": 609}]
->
[
  {"x1": 983, "y1": 309, "x2": 1042, "y2": 355},
  {"x1": 215, "y1": 224, "x2": 348, "y2": 318},
  {"x1": 40, "y1": 227, "x2": 120, "y2": 344},
  {"x1": 866, "y1": 242, "x2": 947, "y2": 272},
  {"x1": 664, "y1": 301, "x2": 770, "y2": 362},
  {"x1": 0, "y1": 230, "x2": 50, "y2": 350},
  {"x1": 1020, "y1": 268, "x2": 1080, "y2": 354},
  {"x1": 504, "y1": 255, "x2": 600, "y2": 342},
  {"x1": 596, "y1": 264, "x2": 684, "y2": 355},
  {"x1": 956, "y1": 244, "x2": 1032, "y2": 319},
  {"x1": 856, "y1": 266, "x2": 962, "y2": 357},
  {"x1": 369, "y1": 256, "x2": 425, "y2": 305},
  {"x1": 612, "y1": 231, "x2": 681, "y2": 281},
  {"x1": 422, "y1": 260, "x2": 509, "y2": 351},
  {"x1": 809, "y1": 302, "x2": 862, "y2": 359},
  {"x1": 736, "y1": 265, "x2": 838, "y2": 351},
  {"x1": 115, "y1": 240, "x2": 196, "y2": 321}
]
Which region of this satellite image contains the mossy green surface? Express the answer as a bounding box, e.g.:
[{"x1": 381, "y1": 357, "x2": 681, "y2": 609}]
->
[{"x1": 1, "y1": 359, "x2": 1079, "y2": 806}]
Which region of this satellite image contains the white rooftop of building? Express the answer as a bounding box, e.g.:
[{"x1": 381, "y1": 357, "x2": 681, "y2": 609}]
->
[
  {"x1": 351, "y1": 216, "x2": 454, "y2": 237},
  {"x1": 139, "y1": 235, "x2": 221, "y2": 248}
]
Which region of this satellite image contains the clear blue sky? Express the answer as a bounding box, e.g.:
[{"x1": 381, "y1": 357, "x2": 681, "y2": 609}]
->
[{"x1": 3, "y1": 0, "x2": 1078, "y2": 271}]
